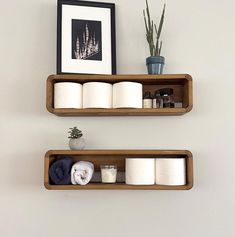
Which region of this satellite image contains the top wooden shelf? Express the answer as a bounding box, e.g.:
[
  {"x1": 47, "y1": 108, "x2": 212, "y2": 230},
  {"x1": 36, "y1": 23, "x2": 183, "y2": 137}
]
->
[{"x1": 46, "y1": 74, "x2": 193, "y2": 116}]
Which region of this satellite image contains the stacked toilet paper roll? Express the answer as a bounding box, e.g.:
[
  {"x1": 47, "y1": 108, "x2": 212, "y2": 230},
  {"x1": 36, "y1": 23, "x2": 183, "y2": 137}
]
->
[
  {"x1": 54, "y1": 82, "x2": 82, "y2": 108},
  {"x1": 83, "y1": 82, "x2": 112, "y2": 108},
  {"x1": 125, "y1": 158, "x2": 155, "y2": 185},
  {"x1": 155, "y1": 158, "x2": 186, "y2": 185},
  {"x1": 113, "y1": 82, "x2": 143, "y2": 108}
]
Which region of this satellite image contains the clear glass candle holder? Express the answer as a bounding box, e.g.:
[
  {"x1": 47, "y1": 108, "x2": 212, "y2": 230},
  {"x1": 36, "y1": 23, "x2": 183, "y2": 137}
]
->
[{"x1": 100, "y1": 165, "x2": 117, "y2": 183}]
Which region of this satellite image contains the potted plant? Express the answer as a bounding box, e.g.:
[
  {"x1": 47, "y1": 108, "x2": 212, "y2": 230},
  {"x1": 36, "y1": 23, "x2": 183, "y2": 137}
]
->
[
  {"x1": 68, "y1": 127, "x2": 86, "y2": 150},
  {"x1": 143, "y1": 0, "x2": 166, "y2": 74}
]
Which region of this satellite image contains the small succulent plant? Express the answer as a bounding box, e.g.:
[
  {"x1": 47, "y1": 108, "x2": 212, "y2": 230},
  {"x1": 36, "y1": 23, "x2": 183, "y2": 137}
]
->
[
  {"x1": 143, "y1": 0, "x2": 166, "y2": 56},
  {"x1": 68, "y1": 127, "x2": 83, "y2": 139}
]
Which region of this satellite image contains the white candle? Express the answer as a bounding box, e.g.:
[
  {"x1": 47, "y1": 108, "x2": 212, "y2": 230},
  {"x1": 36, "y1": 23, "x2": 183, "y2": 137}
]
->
[{"x1": 101, "y1": 165, "x2": 117, "y2": 183}]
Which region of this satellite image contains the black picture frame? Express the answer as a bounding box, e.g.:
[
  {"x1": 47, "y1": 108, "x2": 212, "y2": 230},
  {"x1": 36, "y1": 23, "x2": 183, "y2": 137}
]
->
[{"x1": 57, "y1": 0, "x2": 116, "y2": 75}]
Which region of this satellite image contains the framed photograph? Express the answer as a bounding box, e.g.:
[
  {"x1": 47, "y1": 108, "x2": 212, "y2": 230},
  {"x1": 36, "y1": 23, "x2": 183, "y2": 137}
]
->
[{"x1": 57, "y1": 0, "x2": 116, "y2": 75}]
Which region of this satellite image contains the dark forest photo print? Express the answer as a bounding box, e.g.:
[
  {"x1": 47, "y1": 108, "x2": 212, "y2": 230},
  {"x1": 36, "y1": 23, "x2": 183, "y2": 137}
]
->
[{"x1": 72, "y1": 19, "x2": 102, "y2": 61}]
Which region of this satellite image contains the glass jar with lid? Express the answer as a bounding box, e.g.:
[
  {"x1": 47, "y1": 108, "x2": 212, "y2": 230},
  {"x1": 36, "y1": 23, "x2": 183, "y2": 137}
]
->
[
  {"x1": 100, "y1": 165, "x2": 117, "y2": 183},
  {"x1": 159, "y1": 88, "x2": 174, "y2": 108}
]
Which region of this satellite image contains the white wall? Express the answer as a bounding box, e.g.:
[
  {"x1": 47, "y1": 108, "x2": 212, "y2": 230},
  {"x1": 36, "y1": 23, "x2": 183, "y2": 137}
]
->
[{"x1": 0, "y1": 0, "x2": 235, "y2": 236}]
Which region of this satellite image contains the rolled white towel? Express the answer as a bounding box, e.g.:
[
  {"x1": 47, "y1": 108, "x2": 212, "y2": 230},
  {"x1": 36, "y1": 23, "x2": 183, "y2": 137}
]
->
[{"x1": 71, "y1": 161, "x2": 94, "y2": 185}]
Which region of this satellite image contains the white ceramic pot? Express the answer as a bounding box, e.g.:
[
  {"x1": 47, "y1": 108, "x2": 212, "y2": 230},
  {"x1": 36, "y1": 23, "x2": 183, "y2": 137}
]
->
[{"x1": 69, "y1": 138, "x2": 86, "y2": 150}]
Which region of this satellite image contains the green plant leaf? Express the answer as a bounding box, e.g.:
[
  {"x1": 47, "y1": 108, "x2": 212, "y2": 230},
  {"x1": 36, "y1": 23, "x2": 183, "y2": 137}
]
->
[
  {"x1": 159, "y1": 41, "x2": 163, "y2": 55},
  {"x1": 68, "y1": 126, "x2": 83, "y2": 139},
  {"x1": 154, "y1": 24, "x2": 158, "y2": 36},
  {"x1": 146, "y1": 0, "x2": 151, "y2": 30},
  {"x1": 156, "y1": 38, "x2": 159, "y2": 55},
  {"x1": 143, "y1": 10, "x2": 149, "y2": 32},
  {"x1": 157, "y1": 4, "x2": 165, "y2": 39}
]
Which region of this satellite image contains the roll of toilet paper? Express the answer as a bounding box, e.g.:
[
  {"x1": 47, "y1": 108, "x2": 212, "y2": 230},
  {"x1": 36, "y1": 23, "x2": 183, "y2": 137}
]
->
[
  {"x1": 125, "y1": 158, "x2": 155, "y2": 185},
  {"x1": 54, "y1": 82, "x2": 82, "y2": 109},
  {"x1": 113, "y1": 82, "x2": 143, "y2": 108},
  {"x1": 155, "y1": 158, "x2": 186, "y2": 186},
  {"x1": 83, "y1": 82, "x2": 112, "y2": 108}
]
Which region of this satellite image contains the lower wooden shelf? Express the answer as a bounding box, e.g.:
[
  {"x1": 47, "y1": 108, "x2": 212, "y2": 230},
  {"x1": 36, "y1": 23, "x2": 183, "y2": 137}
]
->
[{"x1": 44, "y1": 150, "x2": 193, "y2": 190}]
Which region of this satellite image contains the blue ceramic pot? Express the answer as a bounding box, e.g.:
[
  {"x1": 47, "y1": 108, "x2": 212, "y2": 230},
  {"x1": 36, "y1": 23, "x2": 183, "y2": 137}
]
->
[{"x1": 146, "y1": 56, "x2": 165, "y2": 74}]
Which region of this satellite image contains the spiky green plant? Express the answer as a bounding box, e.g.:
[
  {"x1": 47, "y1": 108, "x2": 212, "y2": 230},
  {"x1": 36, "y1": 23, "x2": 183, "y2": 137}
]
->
[
  {"x1": 143, "y1": 0, "x2": 165, "y2": 56},
  {"x1": 68, "y1": 127, "x2": 83, "y2": 139}
]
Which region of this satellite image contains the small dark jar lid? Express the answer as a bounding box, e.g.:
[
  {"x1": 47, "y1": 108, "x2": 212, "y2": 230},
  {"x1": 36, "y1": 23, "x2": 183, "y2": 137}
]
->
[
  {"x1": 159, "y1": 88, "x2": 174, "y2": 96},
  {"x1": 143, "y1": 91, "x2": 152, "y2": 99}
]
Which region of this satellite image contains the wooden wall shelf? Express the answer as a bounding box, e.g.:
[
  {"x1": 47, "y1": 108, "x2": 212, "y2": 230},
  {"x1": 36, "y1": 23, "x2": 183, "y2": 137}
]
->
[
  {"x1": 44, "y1": 150, "x2": 193, "y2": 190},
  {"x1": 46, "y1": 74, "x2": 193, "y2": 116}
]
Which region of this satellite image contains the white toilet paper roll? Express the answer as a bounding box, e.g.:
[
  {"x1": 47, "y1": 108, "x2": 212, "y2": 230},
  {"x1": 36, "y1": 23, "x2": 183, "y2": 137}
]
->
[
  {"x1": 126, "y1": 158, "x2": 155, "y2": 185},
  {"x1": 83, "y1": 82, "x2": 112, "y2": 108},
  {"x1": 155, "y1": 158, "x2": 186, "y2": 186},
  {"x1": 113, "y1": 82, "x2": 143, "y2": 108},
  {"x1": 54, "y1": 82, "x2": 82, "y2": 109}
]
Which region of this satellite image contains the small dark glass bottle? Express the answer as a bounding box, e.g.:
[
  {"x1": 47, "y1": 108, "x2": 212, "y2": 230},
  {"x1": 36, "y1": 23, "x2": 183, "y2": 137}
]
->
[
  {"x1": 159, "y1": 88, "x2": 174, "y2": 108},
  {"x1": 153, "y1": 90, "x2": 163, "y2": 108},
  {"x1": 143, "y1": 91, "x2": 153, "y2": 108}
]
